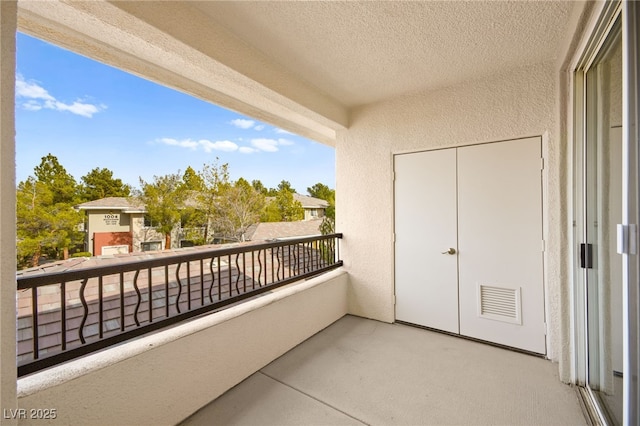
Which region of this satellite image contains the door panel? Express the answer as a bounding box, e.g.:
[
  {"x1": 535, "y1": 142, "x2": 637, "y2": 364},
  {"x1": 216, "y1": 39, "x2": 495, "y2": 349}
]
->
[
  {"x1": 394, "y1": 138, "x2": 545, "y2": 354},
  {"x1": 395, "y1": 149, "x2": 459, "y2": 333},
  {"x1": 457, "y1": 137, "x2": 545, "y2": 354}
]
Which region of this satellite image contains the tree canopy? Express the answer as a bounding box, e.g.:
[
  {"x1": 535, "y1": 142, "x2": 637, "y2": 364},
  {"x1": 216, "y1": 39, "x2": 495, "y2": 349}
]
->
[
  {"x1": 17, "y1": 155, "x2": 84, "y2": 268},
  {"x1": 308, "y1": 182, "x2": 335, "y2": 220},
  {"x1": 138, "y1": 173, "x2": 186, "y2": 249},
  {"x1": 261, "y1": 186, "x2": 304, "y2": 222},
  {"x1": 79, "y1": 167, "x2": 131, "y2": 201},
  {"x1": 213, "y1": 178, "x2": 265, "y2": 242}
]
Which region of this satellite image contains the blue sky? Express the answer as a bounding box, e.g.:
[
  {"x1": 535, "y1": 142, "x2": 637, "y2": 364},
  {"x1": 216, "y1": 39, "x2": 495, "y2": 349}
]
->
[{"x1": 15, "y1": 33, "x2": 335, "y2": 193}]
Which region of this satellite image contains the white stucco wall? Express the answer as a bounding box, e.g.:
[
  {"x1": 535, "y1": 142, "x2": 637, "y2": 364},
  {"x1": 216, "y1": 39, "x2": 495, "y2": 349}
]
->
[
  {"x1": 336, "y1": 61, "x2": 566, "y2": 364},
  {"x1": 1, "y1": 1, "x2": 18, "y2": 422},
  {"x1": 17, "y1": 270, "x2": 348, "y2": 425}
]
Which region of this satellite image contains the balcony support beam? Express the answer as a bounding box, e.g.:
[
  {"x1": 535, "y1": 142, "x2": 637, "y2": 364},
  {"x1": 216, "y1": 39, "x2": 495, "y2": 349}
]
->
[{"x1": 0, "y1": 0, "x2": 18, "y2": 422}]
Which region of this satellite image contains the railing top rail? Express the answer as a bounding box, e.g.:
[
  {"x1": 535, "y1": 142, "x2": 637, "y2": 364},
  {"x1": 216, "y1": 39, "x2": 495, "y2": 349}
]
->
[{"x1": 17, "y1": 233, "x2": 343, "y2": 289}]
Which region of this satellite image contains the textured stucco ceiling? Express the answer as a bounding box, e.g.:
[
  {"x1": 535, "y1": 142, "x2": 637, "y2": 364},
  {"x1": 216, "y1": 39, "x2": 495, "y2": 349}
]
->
[{"x1": 192, "y1": 1, "x2": 575, "y2": 108}]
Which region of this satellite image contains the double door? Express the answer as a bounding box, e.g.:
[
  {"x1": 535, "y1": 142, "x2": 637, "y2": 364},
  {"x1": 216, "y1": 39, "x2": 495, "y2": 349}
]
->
[{"x1": 394, "y1": 137, "x2": 546, "y2": 354}]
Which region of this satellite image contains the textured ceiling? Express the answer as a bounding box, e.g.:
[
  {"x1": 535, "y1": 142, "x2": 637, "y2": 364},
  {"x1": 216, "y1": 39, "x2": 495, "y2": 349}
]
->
[{"x1": 192, "y1": 1, "x2": 575, "y2": 108}]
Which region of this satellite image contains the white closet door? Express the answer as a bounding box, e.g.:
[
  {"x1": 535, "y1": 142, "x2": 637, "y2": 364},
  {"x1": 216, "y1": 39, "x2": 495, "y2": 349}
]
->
[
  {"x1": 395, "y1": 149, "x2": 459, "y2": 333},
  {"x1": 457, "y1": 137, "x2": 545, "y2": 354}
]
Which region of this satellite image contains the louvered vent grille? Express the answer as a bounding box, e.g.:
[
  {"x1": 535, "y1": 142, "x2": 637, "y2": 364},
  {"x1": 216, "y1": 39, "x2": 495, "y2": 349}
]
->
[{"x1": 477, "y1": 284, "x2": 522, "y2": 325}]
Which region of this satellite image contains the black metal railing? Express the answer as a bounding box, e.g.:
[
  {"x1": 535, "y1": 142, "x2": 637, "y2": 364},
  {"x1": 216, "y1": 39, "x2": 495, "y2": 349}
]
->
[{"x1": 16, "y1": 233, "x2": 343, "y2": 377}]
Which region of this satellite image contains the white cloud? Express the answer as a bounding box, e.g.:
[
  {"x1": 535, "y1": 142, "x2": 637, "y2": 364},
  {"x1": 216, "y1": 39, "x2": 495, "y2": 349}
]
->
[
  {"x1": 158, "y1": 138, "x2": 199, "y2": 150},
  {"x1": 157, "y1": 138, "x2": 239, "y2": 153},
  {"x1": 16, "y1": 76, "x2": 54, "y2": 101},
  {"x1": 274, "y1": 128, "x2": 293, "y2": 135},
  {"x1": 230, "y1": 119, "x2": 255, "y2": 129},
  {"x1": 254, "y1": 125, "x2": 265, "y2": 131},
  {"x1": 249, "y1": 138, "x2": 295, "y2": 152},
  {"x1": 157, "y1": 136, "x2": 290, "y2": 154},
  {"x1": 251, "y1": 138, "x2": 280, "y2": 152},
  {"x1": 22, "y1": 101, "x2": 43, "y2": 111},
  {"x1": 239, "y1": 146, "x2": 258, "y2": 154},
  {"x1": 200, "y1": 139, "x2": 238, "y2": 153},
  {"x1": 46, "y1": 100, "x2": 103, "y2": 118},
  {"x1": 15, "y1": 74, "x2": 105, "y2": 118}
]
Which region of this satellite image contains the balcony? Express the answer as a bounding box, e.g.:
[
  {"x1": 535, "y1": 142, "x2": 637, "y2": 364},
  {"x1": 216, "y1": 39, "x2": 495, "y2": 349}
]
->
[
  {"x1": 16, "y1": 234, "x2": 343, "y2": 377},
  {"x1": 13, "y1": 233, "x2": 586, "y2": 425},
  {"x1": 182, "y1": 315, "x2": 586, "y2": 425}
]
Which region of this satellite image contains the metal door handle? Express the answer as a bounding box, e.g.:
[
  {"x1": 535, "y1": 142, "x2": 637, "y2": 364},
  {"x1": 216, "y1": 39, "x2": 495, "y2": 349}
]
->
[{"x1": 441, "y1": 248, "x2": 456, "y2": 255}]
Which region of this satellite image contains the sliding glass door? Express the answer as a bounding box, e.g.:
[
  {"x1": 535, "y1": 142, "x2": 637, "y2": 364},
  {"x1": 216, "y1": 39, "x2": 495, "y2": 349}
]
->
[{"x1": 583, "y1": 17, "x2": 623, "y2": 424}]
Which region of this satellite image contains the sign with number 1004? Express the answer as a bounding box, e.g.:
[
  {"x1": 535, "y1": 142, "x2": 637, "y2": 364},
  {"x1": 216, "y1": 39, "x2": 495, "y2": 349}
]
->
[{"x1": 103, "y1": 213, "x2": 119, "y2": 226}]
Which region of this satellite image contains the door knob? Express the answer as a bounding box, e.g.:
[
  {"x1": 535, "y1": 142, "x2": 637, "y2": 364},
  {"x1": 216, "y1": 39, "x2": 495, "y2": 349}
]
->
[{"x1": 442, "y1": 248, "x2": 456, "y2": 255}]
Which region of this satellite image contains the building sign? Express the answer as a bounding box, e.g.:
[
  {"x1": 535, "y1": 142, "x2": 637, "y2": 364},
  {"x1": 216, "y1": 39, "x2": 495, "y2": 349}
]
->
[{"x1": 103, "y1": 213, "x2": 120, "y2": 226}]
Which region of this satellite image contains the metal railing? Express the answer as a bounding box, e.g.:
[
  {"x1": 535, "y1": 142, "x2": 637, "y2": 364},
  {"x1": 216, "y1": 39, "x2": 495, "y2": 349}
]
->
[{"x1": 16, "y1": 233, "x2": 343, "y2": 377}]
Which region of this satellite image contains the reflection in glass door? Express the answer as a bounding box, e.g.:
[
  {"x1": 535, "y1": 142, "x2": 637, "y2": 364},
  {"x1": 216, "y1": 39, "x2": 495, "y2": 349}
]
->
[{"x1": 583, "y1": 17, "x2": 623, "y2": 425}]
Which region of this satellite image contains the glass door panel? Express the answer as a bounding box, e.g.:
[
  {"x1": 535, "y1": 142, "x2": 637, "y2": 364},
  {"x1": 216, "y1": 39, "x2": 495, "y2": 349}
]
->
[{"x1": 584, "y1": 18, "x2": 623, "y2": 425}]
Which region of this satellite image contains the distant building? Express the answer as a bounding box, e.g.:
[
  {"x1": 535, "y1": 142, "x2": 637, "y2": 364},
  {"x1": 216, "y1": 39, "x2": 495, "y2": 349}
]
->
[{"x1": 76, "y1": 194, "x2": 329, "y2": 255}]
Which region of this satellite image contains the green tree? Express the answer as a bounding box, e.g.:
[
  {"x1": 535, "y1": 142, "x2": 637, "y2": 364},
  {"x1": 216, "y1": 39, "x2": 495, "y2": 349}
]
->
[
  {"x1": 277, "y1": 180, "x2": 296, "y2": 194},
  {"x1": 181, "y1": 166, "x2": 205, "y2": 192},
  {"x1": 213, "y1": 178, "x2": 265, "y2": 242},
  {"x1": 17, "y1": 155, "x2": 84, "y2": 268},
  {"x1": 138, "y1": 173, "x2": 186, "y2": 249},
  {"x1": 251, "y1": 179, "x2": 268, "y2": 195},
  {"x1": 197, "y1": 159, "x2": 231, "y2": 243},
  {"x1": 307, "y1": 182, "x2": 336, "y2": 220},
  {"x1": 261, "y1": 187, "x2": 304, "y2": 222},
  {"x1": 79, "y1": 167, "x2": 131, "y2": 201},
  {"x1": 34, "y1": 153, "x2": 77, "y2": 204}
]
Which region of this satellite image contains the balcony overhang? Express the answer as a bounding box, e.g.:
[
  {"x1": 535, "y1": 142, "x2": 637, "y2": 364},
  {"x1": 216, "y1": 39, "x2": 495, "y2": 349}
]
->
[{"x1": 16, "y1": 0, "x2": 348, "y2": 146}]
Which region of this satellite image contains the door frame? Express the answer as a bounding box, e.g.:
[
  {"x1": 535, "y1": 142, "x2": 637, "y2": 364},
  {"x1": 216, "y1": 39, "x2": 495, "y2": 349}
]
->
[
  {"x1": 570, "y1": 1, "x2": 640, "y2": 423},
  {"x1": 393, "y1": 136, "x2": 550, "y2": 354}
]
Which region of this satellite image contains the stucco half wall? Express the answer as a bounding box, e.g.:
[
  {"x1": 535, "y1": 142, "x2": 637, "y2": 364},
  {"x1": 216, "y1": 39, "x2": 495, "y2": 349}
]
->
[
  {"x1": 16, "y1": 270, "x2": 348, "y2": 425},
  {"x1": 336, "y1": 60, "x2": 566, "y2": 363}
]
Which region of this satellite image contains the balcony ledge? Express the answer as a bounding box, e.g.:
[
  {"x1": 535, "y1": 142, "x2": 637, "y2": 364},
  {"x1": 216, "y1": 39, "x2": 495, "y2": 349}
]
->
[{"x1": 17, "y1": 268, "x2": 348, "y2": 425}]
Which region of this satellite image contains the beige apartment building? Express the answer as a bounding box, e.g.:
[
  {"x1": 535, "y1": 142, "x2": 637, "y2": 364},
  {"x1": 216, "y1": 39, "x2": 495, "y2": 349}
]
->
[{"x1": 76, "y1": 195, "x2": 329, "y2": 255}]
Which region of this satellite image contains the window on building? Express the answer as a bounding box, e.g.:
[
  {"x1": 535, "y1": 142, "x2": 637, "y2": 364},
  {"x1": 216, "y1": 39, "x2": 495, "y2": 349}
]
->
[
  {"x1": 141, "y1": 241, "x2": 162, "y2": 252},
  {"x1": 143, "y1": 215, "x2": 155, "y2": 228}
]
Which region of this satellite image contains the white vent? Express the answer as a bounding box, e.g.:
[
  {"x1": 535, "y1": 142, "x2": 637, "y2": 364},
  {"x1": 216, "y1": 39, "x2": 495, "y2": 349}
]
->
[{"x1": 477, "y1": 284, "x2": 522, "y2": 325}]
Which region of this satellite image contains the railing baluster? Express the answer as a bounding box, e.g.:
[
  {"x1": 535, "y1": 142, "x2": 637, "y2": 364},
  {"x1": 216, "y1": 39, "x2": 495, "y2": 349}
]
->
[
  {"x1": 175, "y1": 263, "x2": 183, "y2": 314},
  {"x1": 200, "y1": 259, "x2": 205, "y2": 306},
  {"x1": 235, "y1": 253, "x2": 241, "y2": 294},
  {"x1": 251, "y1": 251, "x2": 255, "y2": 290},
  {"x1": 186, "y1": 261, "x2": 191, "y2": 311},
  {"x1": 98, "y1": 276, "x2": 103, "y2": 339},
  {"x1": 61, "y1": 281, "x2": 67, "y2": 350},
  {"x1": 79, "y1": 278, "x2": 89, "y2": 344},
  {"x1": 271, "y1": 248, "x2": 275, "y2": 284},
  {"x1": 257, "y1": 249, "x2": 263, "y2": 286},
  {"x1": 165, "y1": 265, "x2": 169, "y2": 318},
  {"x1": 133, "y1": 270, "x2": 141, "y2": 327},
  {"x1": 264, "y1": 248, "x2": 268, "y2": 286},
  {"x1": 148, "y1": 267, "x2": 153, "y2": 323},
  {"x1": 218, "y1": 256, "x2": 222, "y2": 300},
  {"x1": 228, "y1": 254, "x2": 232, "y2": 297},
  {"x1": 32, "y1": 287, "x2": 39, "y2": 359},
  {"x1": 242, "y1": 252, "x2": 247, "y2": 293},
  {"x1": 120, "y1": 272, "x2": 125, "y2": 331},
  {"x1": 209, "y1": 257, "x2": 215, "y2": 303}
]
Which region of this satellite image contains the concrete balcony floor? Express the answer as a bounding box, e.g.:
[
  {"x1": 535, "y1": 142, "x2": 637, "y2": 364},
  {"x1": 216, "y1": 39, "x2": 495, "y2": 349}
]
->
[{"x1": 181, "y1": 315, "x2": 586, "y2": 425}]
